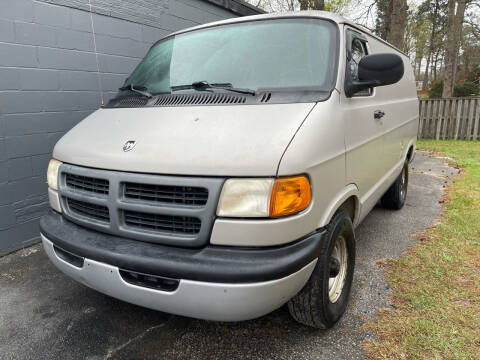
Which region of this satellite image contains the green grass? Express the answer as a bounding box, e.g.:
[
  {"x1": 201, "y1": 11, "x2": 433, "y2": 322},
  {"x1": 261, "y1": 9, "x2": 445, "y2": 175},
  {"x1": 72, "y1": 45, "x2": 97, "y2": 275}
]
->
[{"x1": 364, "y1": 140, "x2": 480, "y2": 360}]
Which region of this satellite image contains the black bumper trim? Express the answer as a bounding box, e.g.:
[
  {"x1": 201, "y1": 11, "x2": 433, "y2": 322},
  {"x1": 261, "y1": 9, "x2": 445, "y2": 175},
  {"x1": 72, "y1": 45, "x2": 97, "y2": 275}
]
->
[{"x1": 40, "y1": 211, "x2": 326, "y2": 283}]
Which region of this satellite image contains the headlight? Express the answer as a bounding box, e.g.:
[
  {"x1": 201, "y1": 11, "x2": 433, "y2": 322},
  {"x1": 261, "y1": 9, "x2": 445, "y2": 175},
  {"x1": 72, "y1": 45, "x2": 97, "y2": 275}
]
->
[
  {"x1": 217, "y1": 179, "x2": 274, "y2": 217},
  {"x1": 216, "y1": 176, "x2": 311, "y2": 218},
  {"x1": 47, "y1": 159, "x2": 62, "y2": 190}
]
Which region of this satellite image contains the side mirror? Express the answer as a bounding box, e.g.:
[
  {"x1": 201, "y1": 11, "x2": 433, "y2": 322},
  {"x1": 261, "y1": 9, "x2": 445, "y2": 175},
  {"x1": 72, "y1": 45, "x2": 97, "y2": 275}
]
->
[{"x1": 345, "y1": 53, "x2": 404, "y2": 97}]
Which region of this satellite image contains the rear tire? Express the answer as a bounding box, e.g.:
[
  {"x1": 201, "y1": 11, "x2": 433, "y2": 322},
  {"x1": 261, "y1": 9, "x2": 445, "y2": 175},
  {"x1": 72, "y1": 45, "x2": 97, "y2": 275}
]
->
[
  {"x1": 288, "y1": 210, "x2": 355, "y2": 329},
  {"x1": 381, "y1": 160, "x2": 408, "y2": 210}
]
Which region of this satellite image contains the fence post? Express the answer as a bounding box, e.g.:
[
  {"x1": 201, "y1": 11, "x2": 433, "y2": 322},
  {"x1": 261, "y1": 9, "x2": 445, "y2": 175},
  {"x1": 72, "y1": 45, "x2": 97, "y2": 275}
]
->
[
  {"x1": 454, "y1": 99, "x2": 463, "y2": 140},
  {"x1": 473, "y1": 99, "x2": 480, "y2": 141}
]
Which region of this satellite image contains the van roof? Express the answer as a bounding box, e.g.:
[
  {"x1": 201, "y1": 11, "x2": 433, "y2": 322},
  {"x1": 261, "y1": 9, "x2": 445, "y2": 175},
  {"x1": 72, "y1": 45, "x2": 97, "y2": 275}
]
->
[
  {"x1": 171, "y1": 11, "x2": 364, "y2": 37},
  {"x1": 168, "y1": 11, "x2": 406, "y2": 56}
]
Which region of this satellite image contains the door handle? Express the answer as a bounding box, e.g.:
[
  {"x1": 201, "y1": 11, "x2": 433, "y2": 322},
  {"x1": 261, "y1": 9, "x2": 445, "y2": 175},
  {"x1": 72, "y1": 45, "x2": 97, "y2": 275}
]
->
[{"x1": 374, "y1": 110, "x2": 385, "y2": 119}]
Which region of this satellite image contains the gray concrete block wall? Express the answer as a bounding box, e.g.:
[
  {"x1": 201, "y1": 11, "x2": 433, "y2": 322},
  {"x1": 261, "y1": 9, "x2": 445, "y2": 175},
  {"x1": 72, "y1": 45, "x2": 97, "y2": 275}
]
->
[{"x1": 0, "y1": 0, "x2": 259, "y2": 255}]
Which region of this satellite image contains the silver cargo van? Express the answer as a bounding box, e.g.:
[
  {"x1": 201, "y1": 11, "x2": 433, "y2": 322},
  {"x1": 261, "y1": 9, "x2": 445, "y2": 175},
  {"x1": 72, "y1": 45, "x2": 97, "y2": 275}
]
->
[{"x1": 40, "y1": 11, "x2": 418, "y2": 328}]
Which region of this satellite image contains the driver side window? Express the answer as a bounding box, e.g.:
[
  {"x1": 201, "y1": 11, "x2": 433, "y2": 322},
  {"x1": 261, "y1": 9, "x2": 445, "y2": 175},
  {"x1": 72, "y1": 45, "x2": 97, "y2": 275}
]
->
[{"x1": 348, "y1": 37, "x2": 372, "y2": 96}]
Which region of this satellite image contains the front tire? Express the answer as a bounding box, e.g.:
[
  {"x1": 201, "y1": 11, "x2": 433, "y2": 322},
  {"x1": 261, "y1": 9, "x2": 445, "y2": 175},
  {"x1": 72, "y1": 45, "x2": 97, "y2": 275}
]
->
[
  {"x1": 381, "y1": 160, "x2": 408, "y2": 210},
  {"x1": 288, "y1": 210, "x2": 355, "y2": 329}
]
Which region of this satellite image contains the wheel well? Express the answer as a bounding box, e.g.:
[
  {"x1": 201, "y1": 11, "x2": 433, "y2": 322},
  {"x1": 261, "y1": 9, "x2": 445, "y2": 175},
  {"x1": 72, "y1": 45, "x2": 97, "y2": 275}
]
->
[
  {"x1": 407, "y1": 145, "x2": 414, "y2": 161},
  {"x1": 337, "y1": 196, "x2": 357, "y2": 224}
]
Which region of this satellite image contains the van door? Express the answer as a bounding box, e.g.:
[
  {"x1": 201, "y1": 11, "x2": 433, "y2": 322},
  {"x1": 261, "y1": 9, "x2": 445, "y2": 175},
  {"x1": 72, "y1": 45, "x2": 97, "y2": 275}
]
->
[{"x1": 342, "y1": 28, "x2": 387, "y2": 209}]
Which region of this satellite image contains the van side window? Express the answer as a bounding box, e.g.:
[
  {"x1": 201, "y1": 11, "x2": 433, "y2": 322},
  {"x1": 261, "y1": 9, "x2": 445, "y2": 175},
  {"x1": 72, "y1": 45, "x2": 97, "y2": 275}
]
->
[{"x1": 348, "y1": 38, "x2": 372, "y2": 96}]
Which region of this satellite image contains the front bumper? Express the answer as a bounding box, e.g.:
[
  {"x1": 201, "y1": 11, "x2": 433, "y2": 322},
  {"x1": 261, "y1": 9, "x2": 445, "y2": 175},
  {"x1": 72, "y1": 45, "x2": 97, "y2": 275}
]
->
[{"x1": 40, "y1": 211, "x2": 326, "y2": 321}]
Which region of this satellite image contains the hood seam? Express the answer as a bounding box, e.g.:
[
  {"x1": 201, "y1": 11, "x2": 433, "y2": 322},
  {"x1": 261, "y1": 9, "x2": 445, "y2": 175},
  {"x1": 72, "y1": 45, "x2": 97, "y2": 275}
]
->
[{"x1": 275, "y1": 102, "x2": 318, "y2": 177}]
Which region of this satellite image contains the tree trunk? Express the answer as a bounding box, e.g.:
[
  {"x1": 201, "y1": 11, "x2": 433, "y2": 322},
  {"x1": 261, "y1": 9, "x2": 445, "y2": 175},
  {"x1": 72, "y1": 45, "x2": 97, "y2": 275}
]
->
[
  {"x1": 422, "y1": 0, "x2": 439, "y2": 91},
  {"x1": 299, "y1": 0, "x2": 324, "y2": 10},
  {"x1": 433, "y1": 50, "x2": 439, "y2": 82},
  {"x1": 422, "y1": 52, "x2": 431, "y2": 91},
  {"x1": 452, "y1": 0, "x2": 467, "y2": 87},
  {"x1": 416, "y1": 57, "x2": 422, "y2": 79},
  {"x1": 386, "y1": 0, "x2": 407, "y2": 50},
  {"x1": 442, "y1": 0, "x2": 467, "y2": 98},
  {"x1": 382, "y1": 0, "x2": 394, "y2": 41}
]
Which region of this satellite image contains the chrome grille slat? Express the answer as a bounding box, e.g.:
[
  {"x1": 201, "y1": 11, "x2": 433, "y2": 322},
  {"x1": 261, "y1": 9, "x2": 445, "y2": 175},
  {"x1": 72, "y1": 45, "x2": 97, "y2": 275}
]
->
[{"x1": 58, "y1": 164, "x2": 224, "y2": 247}]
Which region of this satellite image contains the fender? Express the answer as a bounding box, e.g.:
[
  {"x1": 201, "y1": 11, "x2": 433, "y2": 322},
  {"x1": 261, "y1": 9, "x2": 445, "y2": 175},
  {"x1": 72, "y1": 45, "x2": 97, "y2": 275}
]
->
[
  {"x1": 317, "y1": 183, "x2": 360, "y2": 228},
  {"x1": 405, "y1": 139, "x2": 417, "y2": 163}
]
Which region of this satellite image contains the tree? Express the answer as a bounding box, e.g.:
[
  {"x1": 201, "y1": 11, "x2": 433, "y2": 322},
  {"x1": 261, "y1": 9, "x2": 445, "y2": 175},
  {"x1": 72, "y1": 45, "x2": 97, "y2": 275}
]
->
[
  {"x1": 422, "y1": 0, "x2": 441, "y2": 90},
  {"x1": 387, "y1": 0, "x2": 408, "y2": 50},
  {"x1": 442, "y1": 0, "x2": 467, "y2": 97},
  {"x1": 298, "y1": 0, "x2": 325, "y2": 10},
  {"x1": 375, "y1": 0, "x2": 408, "y2": 51}
]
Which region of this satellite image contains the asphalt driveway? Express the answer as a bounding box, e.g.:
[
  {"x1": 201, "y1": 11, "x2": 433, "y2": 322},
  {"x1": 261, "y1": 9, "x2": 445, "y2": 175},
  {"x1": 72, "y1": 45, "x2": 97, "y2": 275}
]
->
[{"x1": 0, "y1": 151, "x2": 458, "y2": 360}]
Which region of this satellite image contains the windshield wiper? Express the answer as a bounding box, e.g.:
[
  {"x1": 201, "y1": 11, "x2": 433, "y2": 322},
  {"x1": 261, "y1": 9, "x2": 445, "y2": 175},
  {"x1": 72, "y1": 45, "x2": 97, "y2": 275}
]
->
[
  {"x1": 119, "y1": 84, "x2": 153, "y2": 98},
  {"x1": 171, "y1": 81, "x2": 256, "y2": 95}
]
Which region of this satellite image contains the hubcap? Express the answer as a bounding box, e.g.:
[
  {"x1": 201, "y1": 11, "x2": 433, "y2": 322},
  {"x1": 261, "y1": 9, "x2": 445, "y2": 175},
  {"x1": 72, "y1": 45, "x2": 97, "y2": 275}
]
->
[{"x1": 328, "y1": 235, "x2": 348, "y2": 303}]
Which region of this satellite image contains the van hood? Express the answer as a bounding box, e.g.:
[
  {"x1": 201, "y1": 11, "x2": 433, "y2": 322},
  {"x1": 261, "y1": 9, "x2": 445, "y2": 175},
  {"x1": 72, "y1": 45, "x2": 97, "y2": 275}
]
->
[{"x1": 53, "y1": 104, "x2": 315, "y2": 176}]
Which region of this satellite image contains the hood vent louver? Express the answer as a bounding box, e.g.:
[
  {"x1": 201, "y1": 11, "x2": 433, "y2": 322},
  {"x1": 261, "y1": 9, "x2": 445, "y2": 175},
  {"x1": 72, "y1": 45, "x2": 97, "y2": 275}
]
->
[
  {"x1": 259, "y1": 92, "x2": 272, "y2": 103},
  {"x1": 105, "y1": 91, "x2": 286, "y2": 108},
  {"x1": 110, "y1": 96, "x2": 149, "y2": 107},
  {"x1": 153, "y1": 93, "x2": 247, "y2": 106}
]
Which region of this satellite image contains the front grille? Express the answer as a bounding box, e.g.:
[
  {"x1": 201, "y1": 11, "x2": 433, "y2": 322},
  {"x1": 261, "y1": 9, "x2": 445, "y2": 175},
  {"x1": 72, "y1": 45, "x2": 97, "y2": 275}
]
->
[
  {"x1": 58, "y1": 166, "x2": 223, "y2": 247},
  {"x1": 66, "y1": 173, "x2": 109, "y2": 195},
  {"x1": 124, "y1": 210, "x2": 201, "y2": 234},
  {"x1": 67, "y1": 198, "x2": 109, "y2": 222},
  {"x1": 124, "y1": 183, "x2": 208, "y2": 206}
]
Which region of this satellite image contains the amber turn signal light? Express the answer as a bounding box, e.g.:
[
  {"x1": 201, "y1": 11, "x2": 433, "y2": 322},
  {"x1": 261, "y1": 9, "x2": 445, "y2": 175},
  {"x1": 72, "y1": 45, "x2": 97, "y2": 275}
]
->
[{"x1": 269, "y1": 176, "x2": 311, "y2": 217}]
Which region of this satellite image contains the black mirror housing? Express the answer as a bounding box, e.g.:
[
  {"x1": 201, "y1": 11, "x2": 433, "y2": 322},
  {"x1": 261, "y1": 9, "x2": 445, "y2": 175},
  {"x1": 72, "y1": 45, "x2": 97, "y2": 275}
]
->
[{"x1": 345, "y1": 53, "x2": 404, "y2": 98}]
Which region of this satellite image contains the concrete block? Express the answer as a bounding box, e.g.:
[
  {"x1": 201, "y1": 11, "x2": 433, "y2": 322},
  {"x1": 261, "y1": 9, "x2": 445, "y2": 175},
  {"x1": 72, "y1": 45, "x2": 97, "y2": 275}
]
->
[
  {"x1": 92, "y1": 14, "x2": 142, "y2": 41},
  {"x1": 37, "y1": 47, "x2": 97, "y2": 71},
  {"x1": 0, "y1": 205, "x2": 15, "y2": 230},
  {"x1": 0, "y1": 217, "x2": 43, "y2": 255},
  {"x1": 100, "y1": 73, "x2": 126, "y2": 92},
  {"x1": 70, "y1": 8, "x2": 92, "y2": 32},
  {"x1": 59, "y1": 70, "x2": 100, "y2": 91},
  {"x1": 2, "y1": 113, "x2": 59, "y2": 136},
  {"x1": 0, "y1": 18, "x2": 15, "y2": 42},
  {"x1": 98, "y1": 53, "x2": 140, "y2": 74},
  {"x1": 0, "y1": 138, "x2": 6, "y2": 161},
  {"x1": 13, "y1": 194, "x2": 49, "y2": 223},
  {"x1": 31, "y1": 154, "x2": 51, "y2": 176},
  {"x1": 0, "y1": 160, "x2": 7, "y2": 183},
  {"x1": 7, "y1": 157, "x2": 32, "y2": 181},
  {"x1": 159, "y1": 13, "x2": 198, "y2": 31},
  {"x1": 5, "y1": 133, "x2": 52, "y2": 158},
  {"x1": 0, "y1": 68, "x2": 20, "y2": 90},
  {"x1": 14, "y1": 21, "x2": 57, "y2": 47},
  {"x1": 0, "y1": 0, "x2": 34, "y2": 22},
  {"x1": 19, "y1": 68, "x2": 59, "y2": 90},
  {"x1": 33, "y1": 1, "x2": 71, "y2": 28},
  {"x1": 169, "y1": 1, "x2": 205, "y2": 24},
  {"x1": 95, "y1": 33, "x2": 146, "y2": 58},
  {"x1": 0, "y1": 92, "x2": 44, "y2": 114},
  {"x1": 12, "y1": 177, "x2": 47, "y2": 200},
  {"x1": 41, "y1": 91, "x2": 101, "y2": 112},
  {"x1": 141, "y1": 25, "x2": 169, "y2": 43},
  {"x1": 56, "y1": 29, "x2": 94, "y2": 51},
  {"x1": 0, "y1": 43, "x2": 38, "y2": 67}
]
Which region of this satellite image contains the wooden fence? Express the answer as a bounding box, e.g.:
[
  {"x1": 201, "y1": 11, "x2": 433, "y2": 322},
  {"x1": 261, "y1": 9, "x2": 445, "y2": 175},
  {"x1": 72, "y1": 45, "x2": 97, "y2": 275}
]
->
[{"x1": 418, "y1": 98, "x2": 480, "y2": 140}]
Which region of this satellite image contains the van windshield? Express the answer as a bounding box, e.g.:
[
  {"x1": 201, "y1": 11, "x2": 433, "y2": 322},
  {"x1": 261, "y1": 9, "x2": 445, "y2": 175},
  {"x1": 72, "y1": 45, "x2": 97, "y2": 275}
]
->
[{"x1": 118, "y1": 18, "x2": 338, "y2": 97}]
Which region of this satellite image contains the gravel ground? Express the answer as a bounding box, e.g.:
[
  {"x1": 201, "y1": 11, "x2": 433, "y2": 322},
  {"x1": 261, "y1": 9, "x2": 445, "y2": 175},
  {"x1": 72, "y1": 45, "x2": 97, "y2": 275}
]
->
[{"x1": 0, "y1": 151, "x2": 458, "y2": 360}]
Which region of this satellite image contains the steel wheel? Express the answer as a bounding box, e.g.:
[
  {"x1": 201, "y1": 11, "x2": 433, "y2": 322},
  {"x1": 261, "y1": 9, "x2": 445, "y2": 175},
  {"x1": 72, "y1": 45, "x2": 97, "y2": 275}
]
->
[
  {"x1": 328, "y1": 234, "x2": 348, "y2": 303},
  {"x1": 399, "y1": 166, "x2": 407, "y2": 200}
]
